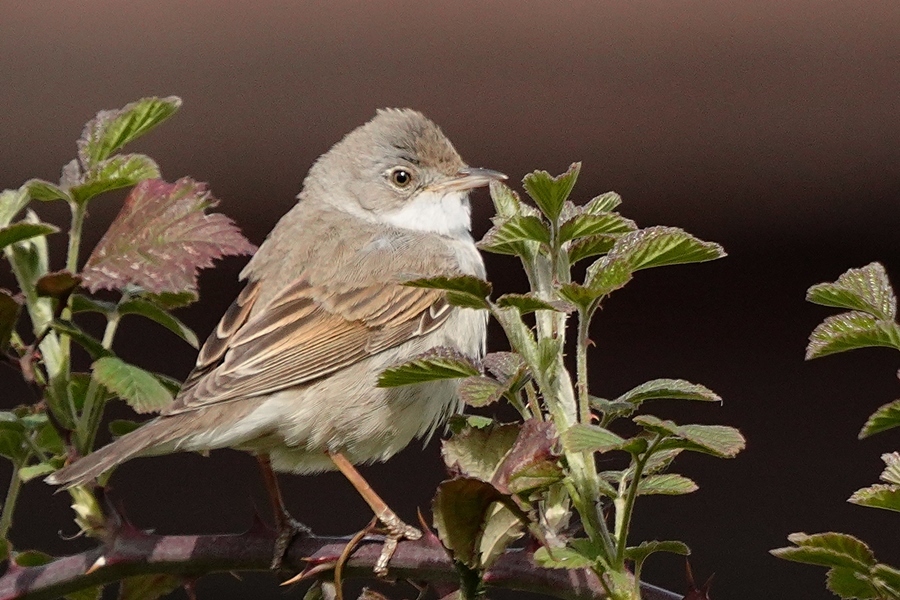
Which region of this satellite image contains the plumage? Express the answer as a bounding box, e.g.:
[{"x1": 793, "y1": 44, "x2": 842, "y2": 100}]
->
[{"x1": 47, "y1": 109, "x2": 503, "y2": 488}]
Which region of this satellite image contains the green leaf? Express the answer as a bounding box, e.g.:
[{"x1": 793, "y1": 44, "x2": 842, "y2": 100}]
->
[
  {"x1": 448, "y1": 414, "x2": 495, "y2": 435},
  {"x1": 488, "y1": 181, "x2": 524, "y2": 218},
  {"x1": 616, "y1": 378, "x2": 721, "y2": 405},
  {"x1": 432, "y1": 477, "x2": 523, "y2": 570},
  {"x1": 0, "y1": 188, "x2": 31, "y2": 228},
  {"x1": 606, "y1": 226, "x2": 726, "y2": 272},
  {"x1": 70, "y1": 154, "x2": 161, "y2": 205},
  {"x1": 458, "y1": 376, "x2": 507, "y2": 408},
  {"x1": 637, "y1": 473, "x2": 697, "y2": 495},
  {"x1": 583, "y1": 191, "x2": 623, "y2": 214},
  {"x1": 478, "y1": 502, "x2": 525, "y2": 570},
  {"x1": 567, "y1": 235, "x2": 617, "y2": 265},
  {"x1": 807, "y1": 312, "x2": 900, "y2": 359},
  {"x1": 13, "y1": 549, "x2": 53, "y2": 567},
  {"x1": 636, "y1": 415, "x2": 745, "y2": 458},
  {"x1": 522, "y1": 163, "x2": 581, "y2": 222},
  {"x1": 0, "y1": 221, "x2": 59, "y2": 252},
  {"x1": 880, "y1": 452, "x2": 900, "y2": 485},
  {"x1": 860, "y1": 400, "x2": 900, "y2": 438},
  {"x1": 496, "y1": 293, "x2": 564, "y2": 314},
  {"x1": 138, "y1": 290, "x2": 199, "y2": 309},
  {"x1": 64, "y1": 585, "x2": 103, "y2": 600},
  {"x1": 24, "y1": 179, "x2": 71, "y2": 202},
  {"x1": 584, "y1": 256, "x2": 634, "y2": 297},
  {"x1": 377, "y1": 347, "x2": 480, "y2": 387},
  {"x1": 484, "y1": 215, "x2": 552, "y2": 248},
  {"x1": 772, "y1": 532, "x2": 876, "y2": 570},
  {"x1": 0, "y1": 290, "x2": 22, "y2": 351},
  {"x1": 0, "y1": 413, "x2": 27, "y2": 463},
  {"x1": 825, "y1": 567, "x2": 880, "y2": 599},
  {"x1": 807, "y1": 263, "x2": 896, "y2": 321},
  {"x1": 405, "y1": 275, "x2": 492, "y2": 309},
  {"x1": 561, "y1": 423, "x2": 627, "y2": 453},
  {"x1": 92, "y1": 356, "x2": 174, "y2": 414},
  {"x1": 18, "y1": 462, "x2": 58, "y2": 482},
  {"x1": 624, "y1": 540, "x2": 690, "y2": 567},
  {"x1": 533, "y1": 545, "x2": 595, "y2": 569},
  {"x1": 557, "y1": 282, "x2": 602, "y2": 312},
  {"x1": 871, "y1": 563, "x2": 900, "y2": 595},
  {"x1": 51, "y1": 320, "x2": 113, "y2": 360},
  {"x1": 559, "y1": 212, "x2": 636, "y2": 243},
  {"x1": 119, "y1": 298, "x2": 199, "y2": 348},
  {"x1": 70, "y1": 294, "x2": 117, "y2": 315},
  {"x1": 77, "y1": 96, "x2": 181, "y2": 168},
  {"x1": 119, "y1": 574, "x2": 183, "y2": 600},
  {"x1": 492, "y1": 420, "x2": 562, "y2": 495},
  {"x1": 482, "y1": 352, "x2": 529, "y2": 388},
  {"x1": 848, "y1": 484, "x2": 900, "y2": 512},
  {"x1": 490, "y1": 306, "x2": 540, "y2": 370},
  {"x1": 441, "y1": 422, "x2": 519, "y2": 481},
  {"x1": 81, "y1": 178, "x2": 256, "y2": 294},
  {"x1": 109, "y1": 419, "x2": 143, "y2": 437}
]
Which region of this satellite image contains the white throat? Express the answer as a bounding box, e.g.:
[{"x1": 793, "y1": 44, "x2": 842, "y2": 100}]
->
[{"x1": 380, "y1": 190, "x2": 472, "y2": 239}]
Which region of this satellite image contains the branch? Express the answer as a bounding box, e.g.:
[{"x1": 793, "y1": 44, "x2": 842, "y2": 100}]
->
[{"x1": 0, "y1": 523, "x2": 681, "y2": 600}]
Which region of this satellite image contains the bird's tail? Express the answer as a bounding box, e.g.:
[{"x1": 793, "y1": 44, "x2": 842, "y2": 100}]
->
[{"x1": 45, "y1": 417, "x2": 180, "y2": 489}]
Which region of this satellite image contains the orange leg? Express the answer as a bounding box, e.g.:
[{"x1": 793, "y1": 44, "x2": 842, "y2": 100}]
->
[
  {"x1": 328, "y1": 451, "x2": 421, "y2": 575},
  {"x1": 256, "y1": 453, "x2": 310, "y2": 569}
]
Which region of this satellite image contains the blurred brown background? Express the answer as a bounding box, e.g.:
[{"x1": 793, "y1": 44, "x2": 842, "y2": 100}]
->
[{"x1": 2, "y1": 1, "x2": 900, "y2": 598}]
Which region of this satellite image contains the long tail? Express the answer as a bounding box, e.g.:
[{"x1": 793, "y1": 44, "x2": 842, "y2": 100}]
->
[{"x1": 45, "y1": 417, "x2": 182, "y2": 488}]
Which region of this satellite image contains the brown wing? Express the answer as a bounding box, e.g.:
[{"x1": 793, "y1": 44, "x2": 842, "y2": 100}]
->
[{"x1": 166, "y1": 277, "x2": 450, "y2": 414}]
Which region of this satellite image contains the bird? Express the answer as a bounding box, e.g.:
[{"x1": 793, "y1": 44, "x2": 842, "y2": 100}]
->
[{"x1": 47, "y1": 108, "x2": 506, "y2": 574}]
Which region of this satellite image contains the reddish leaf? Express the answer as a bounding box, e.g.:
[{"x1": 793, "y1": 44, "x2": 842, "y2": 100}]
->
[
  {"x1": 81, "y1": 178, "x2": 256, "y2": 294},
  {"x1": 492, "y1": 419, "x2": 562, "y2": 495}
]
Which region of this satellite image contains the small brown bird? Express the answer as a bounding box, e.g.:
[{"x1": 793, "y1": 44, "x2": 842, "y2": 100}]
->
[{"x1": 47, "y1": 109, "x2": 505, "y2": 572}]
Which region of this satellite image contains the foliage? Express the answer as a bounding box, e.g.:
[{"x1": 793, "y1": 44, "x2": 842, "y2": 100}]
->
[
  {"x1": 387, "y1": 163, "x2": 739, "y2": 599},
  {"x1": 0, "y1": 97, "x2": 254, "y2": 588},
  {"x1": 772, "y1": 262, "x2": 900, "y2": 599}
]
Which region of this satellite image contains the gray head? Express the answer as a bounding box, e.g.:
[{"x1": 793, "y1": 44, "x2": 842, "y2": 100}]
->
[{"x1": 302, "y1": 109, "x2": 505, "y2": 237}]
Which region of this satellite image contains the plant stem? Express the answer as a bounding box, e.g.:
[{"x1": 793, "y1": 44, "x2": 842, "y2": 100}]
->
[
  {"x1": 614, "y1": 436, "x2": 662, "y2": 565},
  {"x1": 575, "y1": 304, "x2": 597, "y2": 425},
  {"x1": 0, "y1": 465, "x2": 22, "y2": 539},
  {"x1": 77, "y1": 314, "x2": 120, "y2": 456}
]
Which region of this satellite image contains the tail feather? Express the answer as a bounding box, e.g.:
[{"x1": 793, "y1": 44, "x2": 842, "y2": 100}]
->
[{"x1": 45, "y1": 418, "x2": 177, "y2": 488}]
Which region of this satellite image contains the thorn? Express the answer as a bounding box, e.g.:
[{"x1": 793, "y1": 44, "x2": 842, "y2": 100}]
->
[
  {"x1": 416, "y1": 508, "x2": 441, "y2": 545},
  {"x1": 85, "y1": 555, "x2": 106, "y2": 575},
  {"x1": 280, "y1": 562, "x2": 336, "y2": 586},
  {"x1": 246, "y1": 505, "x2": 271, "y2": 535}
]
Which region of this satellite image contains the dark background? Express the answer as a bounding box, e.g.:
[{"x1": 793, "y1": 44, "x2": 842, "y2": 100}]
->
[{"x1": 3, "y1": 2, "x2": 900, "y2": 598}]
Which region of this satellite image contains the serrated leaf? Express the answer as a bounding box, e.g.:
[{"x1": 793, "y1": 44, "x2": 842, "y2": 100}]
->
[
  {"x1": 642, "y1": 448, "x2": 684, "y2": 475},
  {"x1": 616, "y1": 379, "x2": 721, "y2": 405},
  {"x1": 492, "y1": 420, "x2": 561, "y2": 495},
  {"x1": 458, "y1": 376, "x2": 507, "y2": 408},
  {"x1": 636, "y1": 415, "x2": 745, "y2": 458},
  {"x1": 70, "y1": 294, "x2": 117, "y2": 315},
  {"x1": 479, "y1": 502, "x2": 525, "y2": 570},
  {"x1": 432, "y1": 477, "x2": 522, "y2": 569},
  {"x1": 0, "y1": 188, "x2": 30, "y2": 229},
  {"x1": 522, "y1": 163, "x2": 580, "y2": 222},
  {"x1": 826, "y1": 567, "x2": 879, "y2": 599},
  {"x1": 77, "y1": 96, "x2": 181, "y2": 168},
  {"x1": 860, "y1": 400, "x2": 900, "y2": 438},
  {"x1": 378, "y1": 347, "x2": 480, "y2": 388},
  {"x1": 489, "y1": 181, "x2": 523, "y2": 218},
  {"x1": 637, "y1": 473, "x2": 698, "y2": 495},
  {"x1": 532, "y1": 545, "x2": 594, "y2": 569},
  {"x1": 807, "y1": 312, "x2": 900, "y2": 359},
  {"x1": 606, "y1": 226, "x2": 726, "y2": 272},
  {"x1": 559, "y1": 212, "x2": 636, "y2": 243},
  {"x1": 557, "y1": 282, "x2": 603, "y2": 312},
  {"x1": 24, "y1": 179, "x2": 71, "y2": 202},
  {"x1": 808, "y1": 263, "x2": 896, "y2": 321},
  {"x1": 482, "y1": 352, "x2": 527, "y2": 386},
  {"x1": 848, "y1": 484, "x2": 900, "y2": 512},
  {"x1": 624, "y1": 540, "x2": 690, "y2": 567},
  {"x1": 70, "y1": 154, "x2": 161, "y2": 205},
  {"x1": 496, "y1": 293, "x2": 562, "y2": 314},
  {"x1": 405, "y1": 275, "x2": 492, "y2": 308},
  {"x1": 92, "y1": 356, "x2": 174, "y2": 414},
  {"x1": 871, "y1": 563, "x2": 900, "y2": 595},
  {"x1": 583, "y1": 191, "x2": 623, "y2": 214},
  {"x1": 119, "y1": 298, "x2": 199, "y2": 348},
  {"x1": 561, "y1": 423, "x2": 627, "y2": 453},
  {"x1": 567, "y1": 235, "x2": 617, "y2": 265},
  {"x1": 584, "y1": 256, "x2": 634, "y2": 297},
  {"x1": 485, "y1": 215, "x2": 551, "y2": 247},
  {"x1": 51, "y1": 320, "x2": 113, "y2": 360},
  {"x1": 442, "y1": 423, "x2": 519, "y2": 480},
  {"x1": 81, "y1": 178, "x2": 256, "y2": 294},
  {"x1": 773, "y1": 532, "x2": 876, "y2": 570},
  {"x1": 0, "y1": 221, "x2": 59, "y2": 252},
  {"x1": 880, "y1": 452, "x2": 900, "y2": 485},
  {"x1": 0, "y1": 290, "x2": 22, "y2": 351}
]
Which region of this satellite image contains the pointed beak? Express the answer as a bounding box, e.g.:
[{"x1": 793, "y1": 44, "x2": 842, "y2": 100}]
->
[{"x1": 430, "y1": 167, "x2": 508, "y2": 193}]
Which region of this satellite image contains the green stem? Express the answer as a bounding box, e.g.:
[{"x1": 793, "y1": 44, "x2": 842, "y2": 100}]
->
[
  {"x1": 575, "y1": 304, "x2": 597, "y2": 425},
  {"x1": 614, "y1": 436, "x2": 662, "y2": 565},
  {"x1": 0, "y1": 465, "x2": 22, "y2": 539},
  {"x1": 77, "y1": 314, "x2": 120, "y2": 456},
  {"x1": 66, "y1": 201, "x2": 86, "y2": 274}
]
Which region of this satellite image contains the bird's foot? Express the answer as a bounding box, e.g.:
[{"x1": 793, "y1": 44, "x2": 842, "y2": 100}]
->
[
  {"x1": 373, "y1": 512, "x2": 421, "y2": 577},
  {"x1": 272, "y1": 513, "x2": 312, "y2": 570}
]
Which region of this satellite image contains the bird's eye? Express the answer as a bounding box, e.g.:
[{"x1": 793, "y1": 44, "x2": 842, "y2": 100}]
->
[{"x1": 389, "y1": 168, "x2": 413, "y2": 188}]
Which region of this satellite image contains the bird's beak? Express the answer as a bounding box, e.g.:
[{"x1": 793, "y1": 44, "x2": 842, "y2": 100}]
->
[{"x1": 430, "y1": 167, "x2": 508, "y2": 193}]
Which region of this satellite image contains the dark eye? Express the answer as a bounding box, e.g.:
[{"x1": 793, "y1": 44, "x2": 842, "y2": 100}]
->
[{"x1": 389, "y1": 168, "x2": 413, "y2": 188}]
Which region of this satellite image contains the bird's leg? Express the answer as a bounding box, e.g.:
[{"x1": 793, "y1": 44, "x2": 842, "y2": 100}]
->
[
  {"x1": 256, "y1": 453, "x2": 311, "y2": 569},
  {"x1": 328, "y1": 451, "x2": 421, "y2": 576}
]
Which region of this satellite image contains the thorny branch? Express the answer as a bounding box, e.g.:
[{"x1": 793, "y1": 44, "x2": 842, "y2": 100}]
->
[{"x1": 0, "y1": 523, "x2": 681, "y2": 600}]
